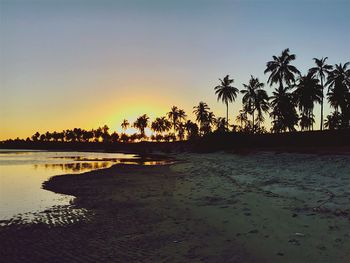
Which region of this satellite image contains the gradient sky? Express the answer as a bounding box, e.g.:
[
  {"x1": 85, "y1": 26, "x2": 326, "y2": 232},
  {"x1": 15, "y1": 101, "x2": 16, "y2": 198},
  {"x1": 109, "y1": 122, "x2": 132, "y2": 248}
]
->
[{"x1": 1, "y1": 0, "x2": 349, "y2": 139}]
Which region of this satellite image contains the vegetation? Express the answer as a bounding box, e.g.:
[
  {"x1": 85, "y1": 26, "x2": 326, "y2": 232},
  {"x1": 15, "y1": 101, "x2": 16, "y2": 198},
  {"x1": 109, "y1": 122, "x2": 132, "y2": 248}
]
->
[
  {"x1": 214, "y1": 75, "x2": 239, "y2": 131},
  {"x1": 3, "y1": 49, "x2": 349, "y2": 144}
]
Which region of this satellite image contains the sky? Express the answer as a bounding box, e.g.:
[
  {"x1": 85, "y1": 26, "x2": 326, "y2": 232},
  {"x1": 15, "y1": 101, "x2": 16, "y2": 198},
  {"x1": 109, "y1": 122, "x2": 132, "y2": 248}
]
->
[{"x1": 1, "y1": 0, "x2": 349, "y2": 139}]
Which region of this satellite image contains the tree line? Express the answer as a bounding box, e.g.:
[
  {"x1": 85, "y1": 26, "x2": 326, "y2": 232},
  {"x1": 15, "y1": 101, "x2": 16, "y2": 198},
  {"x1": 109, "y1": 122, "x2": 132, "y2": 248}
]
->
[{"x1": 4, "y1": 48, "x2": 349, "y2": 143}]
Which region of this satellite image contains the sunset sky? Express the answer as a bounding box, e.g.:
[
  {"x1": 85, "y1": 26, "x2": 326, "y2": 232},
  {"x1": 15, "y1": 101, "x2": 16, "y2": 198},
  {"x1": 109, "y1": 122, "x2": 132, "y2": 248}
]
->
[{"x1": 1, "y1": 0, "x2": 349, "y2": 139}]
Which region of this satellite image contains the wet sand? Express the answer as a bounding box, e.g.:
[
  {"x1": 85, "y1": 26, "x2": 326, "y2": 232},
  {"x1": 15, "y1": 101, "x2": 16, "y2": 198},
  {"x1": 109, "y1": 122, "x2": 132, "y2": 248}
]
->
[{"x1": 1, "y1": 152, "x2": 350, "y2": 262}]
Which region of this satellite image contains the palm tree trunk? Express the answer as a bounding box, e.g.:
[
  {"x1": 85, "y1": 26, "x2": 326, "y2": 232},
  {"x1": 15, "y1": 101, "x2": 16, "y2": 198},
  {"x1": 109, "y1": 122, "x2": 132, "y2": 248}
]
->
[
  {"x1": 226, "y1": 101, "x2": 229, "y2": 132},
  {"x1": 320, "y1": 77, "x2": 324, "y2": 131},
  {"x1": 252, "y1": 110, "x2": 255, "y2": 133}
]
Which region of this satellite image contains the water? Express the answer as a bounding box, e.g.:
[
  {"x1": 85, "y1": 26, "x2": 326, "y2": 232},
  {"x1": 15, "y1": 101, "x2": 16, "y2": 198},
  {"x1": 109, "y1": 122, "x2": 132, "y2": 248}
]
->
[{"x1": 0, "y1": 149, "x2": 137, "y2": 221}]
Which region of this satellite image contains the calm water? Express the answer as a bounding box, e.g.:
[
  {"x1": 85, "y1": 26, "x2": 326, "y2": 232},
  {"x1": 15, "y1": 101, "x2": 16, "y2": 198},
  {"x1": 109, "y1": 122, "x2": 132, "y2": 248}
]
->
[{"x1": 0, "y1": 150, "x2": 137, "y2": 221}]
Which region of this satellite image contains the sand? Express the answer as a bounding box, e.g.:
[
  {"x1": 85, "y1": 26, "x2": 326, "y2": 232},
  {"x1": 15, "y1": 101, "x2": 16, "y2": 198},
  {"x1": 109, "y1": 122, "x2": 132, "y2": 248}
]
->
[{"x1": 1, "y1": 152, "x2": 350, "y2": 262}]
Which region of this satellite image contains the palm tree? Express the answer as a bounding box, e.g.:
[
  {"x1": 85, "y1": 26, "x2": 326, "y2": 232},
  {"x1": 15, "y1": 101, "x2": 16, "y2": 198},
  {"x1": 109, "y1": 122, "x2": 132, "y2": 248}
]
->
[
  {"x1": 294, "y1": 72, "x2": 322, "y2": 130},
  {"x1": 214, "y1": 75, "x2": 239, "y2": 130},
  {"x1": 324, "y1": 112, "x2": 342, "y2": 130},
  {"x1": 177, "y1": 123, "x2": 185, "y2": 141},
  {"x1": 184, "y1": 120, "x2": 199, "y2": 139},
  {"x1": 151, "y1": 117, "x2": 171, "y2": 135},
  {"x1": 300, "y1": 113, "x2": 315, "y2": 131},
  {"x1": 193, "y1": 102, "x2": 210, "y2": 135},
  {"x1": 110, "y1": 132, "x2": 119, "y2": 142},
  {"x1": 326, "y1": 62, "x2": 350, "y2": 128},
  {"x1": 178, "y1": 109, "x2": 187, "y2": 122},
  {"x1": 270, "y1": 86, "x2": 299, "y2": 132},
  {"x1": 202, "y1": 111, "x2": 216, "y2": 135},
  {"x1": 93, "y1": 127, "x2": 103, "y2": 142},
  {"x1": 133, "y1": 114, "x2": 149, "y2": 137},
  {"x1": 121, "y1": 119, "x2": 129, "y2": 132},
  {"x1": 255, "y1": 88, "x2": 270, "y2": 129},
  {"x1": 265, "y1": 49, "x2": 300, "y2": 132},
  {"x1": 214, "y1": 117, "x2": 227, "y2": 133},
  {"x1": 309, "y1": 57, "x2": 333, "y2": 130},
  {"x1": 31, "y1": 132, "x2": 40, "y2": 142},
  {"x1": 264, "y1": 48, "x2": 300, "y2": 89},
  {"x1": 236, "y1": 109, "x2": 248, "y2": 130},
  {"x1": 241, "y1": 76, "x2": 268, "y2": 132},
  {"x1": 167, "y1": 106, "x2": 179, "y2": 134}
]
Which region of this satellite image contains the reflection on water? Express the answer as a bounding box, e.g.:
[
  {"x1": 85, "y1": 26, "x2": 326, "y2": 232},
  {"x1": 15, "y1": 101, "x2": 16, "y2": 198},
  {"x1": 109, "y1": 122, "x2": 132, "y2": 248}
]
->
[
  {"x1": 0, "y1": 150, "x2": 137, "y2": 221},
  {"x1": 34, "y1": 162, "x2": 113, "y2": 173}
]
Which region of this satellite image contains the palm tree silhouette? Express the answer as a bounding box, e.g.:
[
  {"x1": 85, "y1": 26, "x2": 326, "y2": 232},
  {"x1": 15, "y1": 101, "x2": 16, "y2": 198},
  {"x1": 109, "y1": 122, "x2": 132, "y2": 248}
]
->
[
  {"x1": 241, "y1": 76, "x2": 268, "y2": 132},
  {"x1": 264, "y1": 48, "x2": 300, "y2": 89},
  {"x1": 265, "y1": 49, "x2": 300, "y2": 132},
  {"x1": 214, "y1": 75, "x2": 239, "y2": 130},
  {"x1": 167, "y1": 106, "x2": 179, "y2": 134},
  {"x1": 326, "y1": 62, "x2": 350, "y2": 128},
  {"x1": 31, "y1": 132, "x2": 40, "y2": 142},
  {"x1": 121, "y1": 119, "x2": 129, "y2": 132},
  {"x1": 270, "y1": 86, "x2": 299, "y2": 132},
  {"x1": 215, "y1": 117, "x2": 227, "y2": 133},
  {"x1": 294, "y1": 72, "x2": 322, "y2": 130},
  {"x1": 309, "y1": 57, "x2": 333, "y2": 130},
  {"x1": 193, "y1": 102, "x2": 210, "y2": 135},
  {"x1": 324, "y1": 112, "x2": 342, "y2": 130},
  {"x1": 255, "y1": 88, "x2": 270, "y2": 130},
  {"x1": 133, "y1": 114, "x2": 149, "y2": 137},
  {"x1": 178, "y1": 109, "x2": 187, "y2": 124},
  {"x1": 202, "y1": 111, "x2": 216, "y2": 135},
  {"x1": 236, "y1": 109, "x2": 248, "y2": 131},
  {"x1": 151, "y1": 117, "x2": 171, "y2": 136},
  {"x1": 184, "y1": 120, "x2": 199, "y2": 139}
]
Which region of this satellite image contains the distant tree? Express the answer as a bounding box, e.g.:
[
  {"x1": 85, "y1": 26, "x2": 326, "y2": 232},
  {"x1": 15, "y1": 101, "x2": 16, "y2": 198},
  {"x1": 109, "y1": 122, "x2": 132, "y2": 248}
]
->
[
  {"x1": 101, "y1": 125, "x2": 110, "y2": 142},
  {"x1": 120, "y1": 133, "x2": 130, "y2": 143},
  {"x1": 214, "y1": 75, "x2": 239, "y2": 130},
  {"x1": 178, "y1": 109, "x2": 187, "y2": 123},
  {"x1": 73, "y1": 128, "x2": 83, "y2": 142},
  {"x1": 31, "y1": 132, "x2": 40, "y2": 142},
  {"x1": 82, "y1": 130, "x2": 94, "y2": 142},
  {"x1": 151, "y1": 117, "x2": 171, "y2": 136},
  {"x1": 177, "y1": 122, "x2": 186, "y2": 140},
  {"x1": 241, "y1": 76, "x2": 269, "y2": 132},
  {"x1": 133, "y1": 114, "x2": 149, "y2": 137},
  {"x1": 45, "y1": 131, "x2": 52, "y2": 142},
  {"x1": 39, "y1": 134, "x2": 46, "y2": 141},
  {"x1": 309, "y1": 57, "x2": 333, "y2": 130},
  {"x1": 193, "y1": 102, "x2": 211, "y2": 135},
  {"x1": 110, "y1": 132, "x2": 119, "y2": 142},
  {"x1": 235, "y1": 109, "x2": 248, "y2": 131},
  {"x1": 167, "y1": 106, "x2": 180, "y2": 135},
  {"x1": 164, "y1": 133, "x2": 176, "y2": 142},
  {"x1": 299, "y1": 113, "x2": 315, "y2": 131},
  {"x1": 324, "y1": 112, "x2": 342, "y2": 130},
  {"x1": 214, "y1": 117, "x2": 227, "y2": 133},
  {"x1": 121, "y1": 119, "x2": 129, "y2": 132},
  {"x1": 184, "y1": 120, "x2": 199, "y2": 140},
  {"x1": 51, "y1": 131, "x2": 59, "y2": 142},
  {"x1": 57, "y1": 131, "x2": 65, "y2": 142},
  {"x1": 92, "y1": 128, "x2": 101, "y2": 142},
  {"x1": 201, "y1": 111, "x2": 216, "y2": 135}
]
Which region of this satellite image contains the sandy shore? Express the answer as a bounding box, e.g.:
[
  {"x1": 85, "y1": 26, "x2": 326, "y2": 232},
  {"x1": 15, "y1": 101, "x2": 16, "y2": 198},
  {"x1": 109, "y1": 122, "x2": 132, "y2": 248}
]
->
[{"x1": 1, "y1": 152, "x2": 350, "y2": 262}]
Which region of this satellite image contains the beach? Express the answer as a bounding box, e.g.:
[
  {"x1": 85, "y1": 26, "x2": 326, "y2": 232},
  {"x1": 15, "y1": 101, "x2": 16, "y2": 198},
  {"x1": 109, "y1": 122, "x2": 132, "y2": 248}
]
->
[{"x1": 1, "y1": 151, "x2": 350, "y2": 262}]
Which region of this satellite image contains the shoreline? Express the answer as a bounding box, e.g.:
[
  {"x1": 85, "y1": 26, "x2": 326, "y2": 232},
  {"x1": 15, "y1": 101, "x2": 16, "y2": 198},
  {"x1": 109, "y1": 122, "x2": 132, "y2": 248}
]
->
[
  {"x1": 1, "y1": 152, "x2": 350, "y2": 262},
  {"x1": 0, "y1": 160, "x2": 254, "y2": 262}
]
